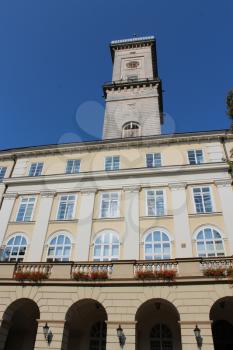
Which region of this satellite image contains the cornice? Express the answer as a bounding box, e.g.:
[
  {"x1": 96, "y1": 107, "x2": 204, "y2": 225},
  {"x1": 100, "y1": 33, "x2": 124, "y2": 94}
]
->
[
  {"x1": 214, "y1": 179, "x2": 232, "y2": 187},
  {"x1": 0, "y1": 130, "x2": 232, "y2": 159},
  {"x1": 3, "y1": 192, "x2": 18, "y2": 199},
  {"x1": 3, "y1": 162, "x2": 229, "y2": 187}
]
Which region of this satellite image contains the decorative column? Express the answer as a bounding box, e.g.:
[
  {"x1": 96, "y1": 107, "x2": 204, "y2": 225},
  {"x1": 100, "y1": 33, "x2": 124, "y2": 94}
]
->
[
  {"x1": 123, "y1": 186, "x2": 140, "y2": 260},
  {"x1": 0, "y1": 193, "x2": 17, "y2": 246},
  {"x1": 106, "y1": 321, "x2": 136, "y2": 350},
  {"x1": 34, "y1": 320, "x2": 67, "y2": 350},
  {"x1": 169, "y1": 183, "x2": 193, "y2": 258},
  {"x1": 180, "y1": 320, "x2": 214, "y2": 350},
  {"x1": 76, "y1": 189, "x2": 96, "y2": 261},
  {"x1": 26, "y1": 191, "x2": 55, "y2": 262},
  {"x1": 215, "y1": 179, "x2": 233, "y2": 254}
]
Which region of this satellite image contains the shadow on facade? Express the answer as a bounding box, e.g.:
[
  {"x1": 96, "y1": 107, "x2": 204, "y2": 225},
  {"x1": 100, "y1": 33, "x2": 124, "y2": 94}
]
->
[
  {"x1": 210, "y1": 296, "x2": 233, "y2": 350},
  {"x1": 0, "y1": 298, "x2": 39, "y2": 350},
  {"x1": 61, "y1": 298, "x2": 107, "y2": 350},
  {"x1": 135, "y1": 298, "x2": 182, "y2": 350}
]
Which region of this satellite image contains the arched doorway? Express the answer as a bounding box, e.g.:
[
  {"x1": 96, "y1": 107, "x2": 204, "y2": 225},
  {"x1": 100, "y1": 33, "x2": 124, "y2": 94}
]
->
[
  {"x1": 135, "y1": 299, "x2": 182, "y2": 350},
  {"x1": 210, "y1": 297, "x2": 233, "y2": 350},
  {"x1": 0, "y1": 298, "x2": 39, "y2": 350},
  {"x1": 63, "y1": 299, "x2": 107, "y2": 350}
]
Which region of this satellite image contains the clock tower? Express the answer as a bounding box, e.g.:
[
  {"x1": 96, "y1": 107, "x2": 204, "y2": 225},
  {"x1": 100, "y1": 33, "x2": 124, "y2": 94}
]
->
[{"x1": 102, "y1": 36, "x2": 163, "y2": 139}]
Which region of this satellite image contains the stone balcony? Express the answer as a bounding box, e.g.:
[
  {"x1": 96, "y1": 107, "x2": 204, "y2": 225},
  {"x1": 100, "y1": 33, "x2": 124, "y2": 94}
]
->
[{"x1": 0, "y1": 257, "x2": 232, "y2": 285}]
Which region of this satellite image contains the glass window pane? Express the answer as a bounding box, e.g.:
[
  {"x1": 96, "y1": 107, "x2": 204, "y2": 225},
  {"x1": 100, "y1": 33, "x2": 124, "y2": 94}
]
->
[{"x1": 145, "y1": 244, "x2": 152, "y2": 254}]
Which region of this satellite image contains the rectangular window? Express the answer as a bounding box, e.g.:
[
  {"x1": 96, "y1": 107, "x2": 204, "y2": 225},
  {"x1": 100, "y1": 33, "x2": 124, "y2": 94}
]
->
[
  {"x1": 0, "y1": 167, "x2": 7, "y2": 182},
  {"x1": 66, "y1": 159, "x2": 80, "y2": 174},
  {"x1": 57, "y1": 194, "x2": 76, "y2": 220},
  {"x1": 188, "y1": 150, "x2": 204, "y2": 165},
  {"x1": 146, "y1": 190, "x2": 165, "y2": 216},
  {"x1": 100, "y1": 192, "x2": 119, "y2": 218},
  {"x1": 16, "y1": 196, "x2": 36, "y2": 222},
  {"x1": 105, "y1": 156, "x2": 120, "y2": 171},
  {"x1": 193, "y1": 187, "x2": 213, "y2": 213},
  {"x1": 146, "y1": 153, "x2": 161, "y2": 168},
  {"x1": 28, "y1": 162, "x2": 43, "y2": 176}
]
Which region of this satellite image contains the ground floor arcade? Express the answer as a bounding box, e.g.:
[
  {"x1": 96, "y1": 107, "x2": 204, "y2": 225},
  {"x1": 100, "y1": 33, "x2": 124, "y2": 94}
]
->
[{"x1": 0, "y1": 282, "x2": 232, "y2": 350}]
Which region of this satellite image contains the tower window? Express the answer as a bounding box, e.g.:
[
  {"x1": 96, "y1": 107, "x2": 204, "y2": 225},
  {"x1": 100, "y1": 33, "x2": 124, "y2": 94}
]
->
[{"x1": 122, "y1": 122, "x2": 140, "y2": 138}]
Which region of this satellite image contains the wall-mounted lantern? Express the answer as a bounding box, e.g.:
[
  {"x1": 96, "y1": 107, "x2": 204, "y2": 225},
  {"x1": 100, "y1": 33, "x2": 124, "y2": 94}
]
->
[
  {"x1": 43, "y1": 322, "x2": 53, "y2": 345},
  {"x1": 193, "y1": 324, "x2": 202, "y2": 348},
  {"x1": 116, "y1": 324, "x2": 126, "y2": 347}
]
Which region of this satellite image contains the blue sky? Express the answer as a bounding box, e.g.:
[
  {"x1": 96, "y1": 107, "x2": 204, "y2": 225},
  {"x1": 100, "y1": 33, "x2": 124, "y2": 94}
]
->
[{"x1": 0, "y1": 0, "x2": 233, "y2": 149}]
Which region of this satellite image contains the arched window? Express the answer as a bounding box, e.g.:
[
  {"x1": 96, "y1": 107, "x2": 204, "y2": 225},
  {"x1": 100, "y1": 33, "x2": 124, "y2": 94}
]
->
[
  {"x1": 196, "y1": 227, "x2": 225, "y2": 257},
  {"x1": 47, "y1": 233, "x2": 72, "y2": 262},
  {"x1": 3, "y1": 234, "x2": 27, "y2": 262},
  {"x1": 89, "y1": 321, "x2": 106, "y2": 350},
  {"x1": 150, "y1": 324, "x2": 173, "y2": 350},
  {"x1": 144, "y1": 230, "x2": 171, "y2": 260},
  {"x1": 93, "y1": 231, "x2": 120, "y2": 261},
  {"x1": 122, "y1": 121, "x2": 140, "y2": 138}
]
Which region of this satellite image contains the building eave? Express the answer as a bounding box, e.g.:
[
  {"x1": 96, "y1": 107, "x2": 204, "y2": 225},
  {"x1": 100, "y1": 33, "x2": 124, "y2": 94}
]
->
[{"x1": 0, "y1": 129, "x2": 232, "y2": 160}]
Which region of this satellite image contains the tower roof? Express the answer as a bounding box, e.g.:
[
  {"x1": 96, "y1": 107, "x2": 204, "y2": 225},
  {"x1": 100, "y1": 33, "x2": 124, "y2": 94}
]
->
[{"x1": 110, "y1": 36, "x2": 156, "y2": 62}]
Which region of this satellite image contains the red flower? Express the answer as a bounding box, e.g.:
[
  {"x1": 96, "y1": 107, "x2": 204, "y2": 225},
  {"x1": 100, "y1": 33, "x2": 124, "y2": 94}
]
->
[
  {"x1": 90, "y1": 271, "x2": 108, "y2": 280},
  {"x1": 14, "y1": 271, "x2": 48, "y2": 282},
  {"x1": 155, "y1": 270, "x2": 177, "y2": 280},
  {"x1": 203, "y1": 268, "x2": 226, "y2": 278},
  {"x1": 72, "y1": 272, "x2": 90, "y2": 281},
  {"x1": 135, "y1": 270, "x2": 155, "y2": 280}
]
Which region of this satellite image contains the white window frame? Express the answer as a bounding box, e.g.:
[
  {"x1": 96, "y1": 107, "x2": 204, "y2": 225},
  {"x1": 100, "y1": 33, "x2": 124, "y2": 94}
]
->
[
  {"x1": 46, "y1": 232, "x2": 72, "y2": 262},
  {"x1": 145, "y1": 152, "x2": 162, "y2": 168},
  {"x1": 104, "y1": 156, "x2": 120, "y2": 171},
  {"x1": 93, "y1": 230, "x2": 120, "y2": 261},
  {"x1": 65, "y1": 159, "x2": 81, "y2": 174},
  {"x1": 192, "y1": 186, "x2": 214, "y2": 213},
  {"x1": 187, "y1": 149, "x2": 204, "y2": 165},
  {"x1": 195, "y1": 226, "x2": 225, "y2": 257},
  {"x1": 16, "y1": 196, "x2": 36, "y2": 222},
  {"x1": 145, "y1": 189, "x2": 166, "y2": 216},
  {"x1": 56, "y1": 194, "x2": 77, "y2": 220},
  {"x1": 99, "y1": 192, "x2": 120, "y2": 218},
  {"x1": 28, "y1": 162, "x2": 44, "y2": 176},
  {"x1": 143, "y1": 228, "x2": 172, "y2": 260},
  {"x1": 3, "y1": 233, "x2": 28, "y2": 262}
]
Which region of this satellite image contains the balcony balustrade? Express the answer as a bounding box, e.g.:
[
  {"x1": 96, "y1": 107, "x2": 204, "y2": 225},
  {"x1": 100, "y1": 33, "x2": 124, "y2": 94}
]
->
[{"x1": 0, "y1": 257, "x2": 232, "y2": 283}]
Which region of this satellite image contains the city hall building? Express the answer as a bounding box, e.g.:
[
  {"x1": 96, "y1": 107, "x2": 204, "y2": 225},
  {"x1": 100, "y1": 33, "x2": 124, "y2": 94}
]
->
[{"x1": 0, "y1": 36, "x2": 233, "y2": 350}]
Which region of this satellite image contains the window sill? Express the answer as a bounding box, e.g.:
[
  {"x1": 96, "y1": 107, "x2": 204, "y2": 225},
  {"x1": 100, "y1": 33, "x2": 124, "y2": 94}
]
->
[
  {"x1": 189, "y1": 212, "x2": 222, "y2": 217},
  {"x1": 140, "y1": 215, "x2": 173, "y2": 219},
  {"x1": 49, "y1": 219, "x2": 79, "y2": 223},
  {"x1": 93, "y1": 217, "x2": 124, "y2": 222},
  {"x1": 9, "y1": 221, "x2": 36, "y2": 225}
]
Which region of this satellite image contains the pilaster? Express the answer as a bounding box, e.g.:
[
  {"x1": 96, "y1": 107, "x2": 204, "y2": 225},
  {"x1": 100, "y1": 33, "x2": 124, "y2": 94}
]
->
[
  {"x1": 123, "y1": 186, "x2": 140, "y2": 260},
  {"x1": 215, "y1": 179, "x2": 233, "y2": 254},
  {"x1": 76, "y1": 188, "x2": 97, "y2": 261},
  {"x1": 26, "y1": 191, "x2": 56, "y2": 262},
  {"x1": 169, "y1": 183, "x2": 193, "y2": 258},
  {"x1": 0, "y1": 193, "x2": 18, "y2": 246}
]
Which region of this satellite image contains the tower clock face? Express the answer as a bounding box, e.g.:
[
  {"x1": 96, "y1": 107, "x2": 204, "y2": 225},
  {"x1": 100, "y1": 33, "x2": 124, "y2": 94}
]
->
[{"x1": 126, "y1": 61, "x2": 140, "y2": 69}]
